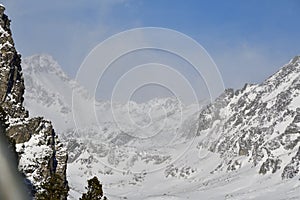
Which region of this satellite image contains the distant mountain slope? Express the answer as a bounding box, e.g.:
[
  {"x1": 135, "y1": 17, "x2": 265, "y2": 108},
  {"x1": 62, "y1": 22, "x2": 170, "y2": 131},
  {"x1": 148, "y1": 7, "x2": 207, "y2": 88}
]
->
[
  {"x1": 197, "y1": 56, "x2": 300, "y2": 178},
  {"x1": 22, "y1": 54, "x2": 207, "y2": 199},
  {"x1": 22, "y1": 54, "x2": 82, "y2": 131},
  {"x1": 22, "y1": 52, "x2": 300, "y2": 199}
]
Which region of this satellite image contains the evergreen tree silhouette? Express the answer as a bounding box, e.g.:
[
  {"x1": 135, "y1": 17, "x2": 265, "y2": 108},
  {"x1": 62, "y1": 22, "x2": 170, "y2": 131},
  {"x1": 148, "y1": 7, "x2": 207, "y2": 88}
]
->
[{"x1": 80, "y1": 176, "x2": 107, "y2": 200}]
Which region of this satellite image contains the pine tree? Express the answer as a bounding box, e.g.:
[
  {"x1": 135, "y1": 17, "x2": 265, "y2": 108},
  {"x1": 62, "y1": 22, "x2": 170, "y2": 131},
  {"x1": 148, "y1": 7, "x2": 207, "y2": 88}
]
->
[
  {"x1": 80, "y1": 176, "x2": 107, "y2": 200},
  {"x1": 36, "y1": 173, "x2": 68, "y2": 200}
]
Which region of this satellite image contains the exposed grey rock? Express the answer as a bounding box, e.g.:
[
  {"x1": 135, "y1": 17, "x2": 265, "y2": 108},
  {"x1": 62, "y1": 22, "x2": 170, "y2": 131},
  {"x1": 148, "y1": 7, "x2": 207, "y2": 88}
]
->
[
  {"x1": 197, "y1": 56, "x2": 300, "y2": 179},
  {"x1": 0, "y1": 5, "x2": 68, "y2": 199},
  {"x1": 282, "y1": 147, "x2": 300, "y2": 179}
]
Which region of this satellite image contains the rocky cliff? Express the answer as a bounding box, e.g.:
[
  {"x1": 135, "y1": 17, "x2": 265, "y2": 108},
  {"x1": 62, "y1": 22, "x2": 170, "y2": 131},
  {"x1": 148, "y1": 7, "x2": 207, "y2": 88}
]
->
[{"x1": 0, "y1": 5, "x2": 68, "y2": 199}]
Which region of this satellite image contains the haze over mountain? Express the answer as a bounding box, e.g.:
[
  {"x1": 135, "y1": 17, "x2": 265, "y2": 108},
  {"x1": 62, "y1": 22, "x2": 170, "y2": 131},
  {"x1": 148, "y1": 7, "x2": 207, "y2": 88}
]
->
[
  {"x1": 22, "y1": 54, "x2": 300, "y2": 199},
  {"x1": 2, "y1": 1, "x2": 300, "y2": 90},
  {"x1": 0, "y1": 2, "x2": 299, "y2": 200}
]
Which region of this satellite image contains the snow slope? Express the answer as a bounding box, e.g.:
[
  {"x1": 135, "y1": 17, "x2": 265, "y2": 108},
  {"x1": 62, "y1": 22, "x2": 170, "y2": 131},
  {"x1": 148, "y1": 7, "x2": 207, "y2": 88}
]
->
[{"x1": 22, "y1": 54, "x2": 300, "y2": 200}]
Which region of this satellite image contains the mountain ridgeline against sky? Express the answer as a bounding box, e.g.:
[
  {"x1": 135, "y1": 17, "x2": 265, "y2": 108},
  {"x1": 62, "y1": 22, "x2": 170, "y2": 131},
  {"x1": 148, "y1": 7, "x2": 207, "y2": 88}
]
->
[
  {"x1": 0, "y1": 3, "x2": 299, "y2": 200},
  {"x1": 22, "y1": 56, "x2": 300, "y2": 199},
  {"x1": 197, "y1": 56, "x2": 300, "y2": 178}
]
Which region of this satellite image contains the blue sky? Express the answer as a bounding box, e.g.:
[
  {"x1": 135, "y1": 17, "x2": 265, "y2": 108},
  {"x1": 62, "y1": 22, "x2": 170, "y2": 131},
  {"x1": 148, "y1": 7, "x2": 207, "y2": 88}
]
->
[{"x1": 1, "y1": 0, "x2": 300, "y2": 90}]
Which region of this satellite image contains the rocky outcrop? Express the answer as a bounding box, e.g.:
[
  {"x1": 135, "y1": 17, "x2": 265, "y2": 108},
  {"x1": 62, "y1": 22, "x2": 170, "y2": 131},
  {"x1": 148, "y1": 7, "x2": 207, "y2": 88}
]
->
[
  {"x1": 0, "y1": 5, "x2": 26, "y2": 119},
  {"x1": 0, "y1": 5, "x2": 68, "y2": 199},
  {"x1": 197, "y1": 56, "x2": 300, "y2": 179},
  {"x1": 282, "y1": 147, "x2": 300, "y2": 179}
]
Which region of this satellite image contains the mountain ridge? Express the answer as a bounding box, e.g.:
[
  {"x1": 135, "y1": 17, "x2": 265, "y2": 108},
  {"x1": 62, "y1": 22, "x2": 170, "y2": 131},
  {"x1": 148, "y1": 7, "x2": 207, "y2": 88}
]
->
[
  {"x1": 197, "y1": 55, "x2": 300, "y2": 177},
  {"x1": 3, "y1": 1, "x2": 299, "y2": 198},
  {"x1": 22, "y1": 52, "x2": 300, "y2": 199}
]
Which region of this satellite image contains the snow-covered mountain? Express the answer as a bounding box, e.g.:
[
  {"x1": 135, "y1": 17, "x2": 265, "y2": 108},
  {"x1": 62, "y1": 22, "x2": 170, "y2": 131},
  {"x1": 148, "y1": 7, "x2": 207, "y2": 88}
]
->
[
  {"x1": 22, "y1": 54, "x2": 206, "y2": 199},
  {"x1": 22, "y1": 54, "x2": 300, "y2": 199},
  {"x1": 198, "y1": 56, "x2": 300, "y2": 178},
  {"x1": 22, "y1": 54, "x2": 85, "y2": 131}
]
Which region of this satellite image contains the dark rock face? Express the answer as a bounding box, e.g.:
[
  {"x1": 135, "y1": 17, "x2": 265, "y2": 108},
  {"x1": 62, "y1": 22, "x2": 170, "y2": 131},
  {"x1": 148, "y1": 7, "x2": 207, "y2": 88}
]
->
[
  {"x1": 0, "y1": 5, "x2": 68, "y2": 199},
  {"x1": 282, "y1": 147, "x2": 300, "y2": 179},
  {"x1": 0, "y1": 6, "x2": 26, "y2": 119},
  {"x1": 197, "y1": 56, "x2": 300, "y2": 179}
]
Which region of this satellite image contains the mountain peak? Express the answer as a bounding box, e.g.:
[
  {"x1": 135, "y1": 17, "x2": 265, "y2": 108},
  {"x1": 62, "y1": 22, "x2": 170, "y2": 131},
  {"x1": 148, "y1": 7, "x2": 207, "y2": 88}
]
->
[
  {"x1": 290, "y1": 55, "x2": 300, "y2": 66},
  {"x1": 23, "y1": 54, "x2": 60, "y2": 70},
  {"x1": 22, "y1": 54, "x2": 71, "y2": 82},
  {"x1": 261, "y1": 55, "x2": 300, "y2": 91}
]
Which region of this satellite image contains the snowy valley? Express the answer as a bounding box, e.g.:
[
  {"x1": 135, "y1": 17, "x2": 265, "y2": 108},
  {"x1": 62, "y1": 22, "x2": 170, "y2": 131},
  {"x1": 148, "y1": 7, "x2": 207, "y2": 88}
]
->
[
  {"x1": 22, "y1": 54, "x2": 300, "y2": 200},
  {"x1": 0, "y1": 2, "x2": 299, "y2": 200}
]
